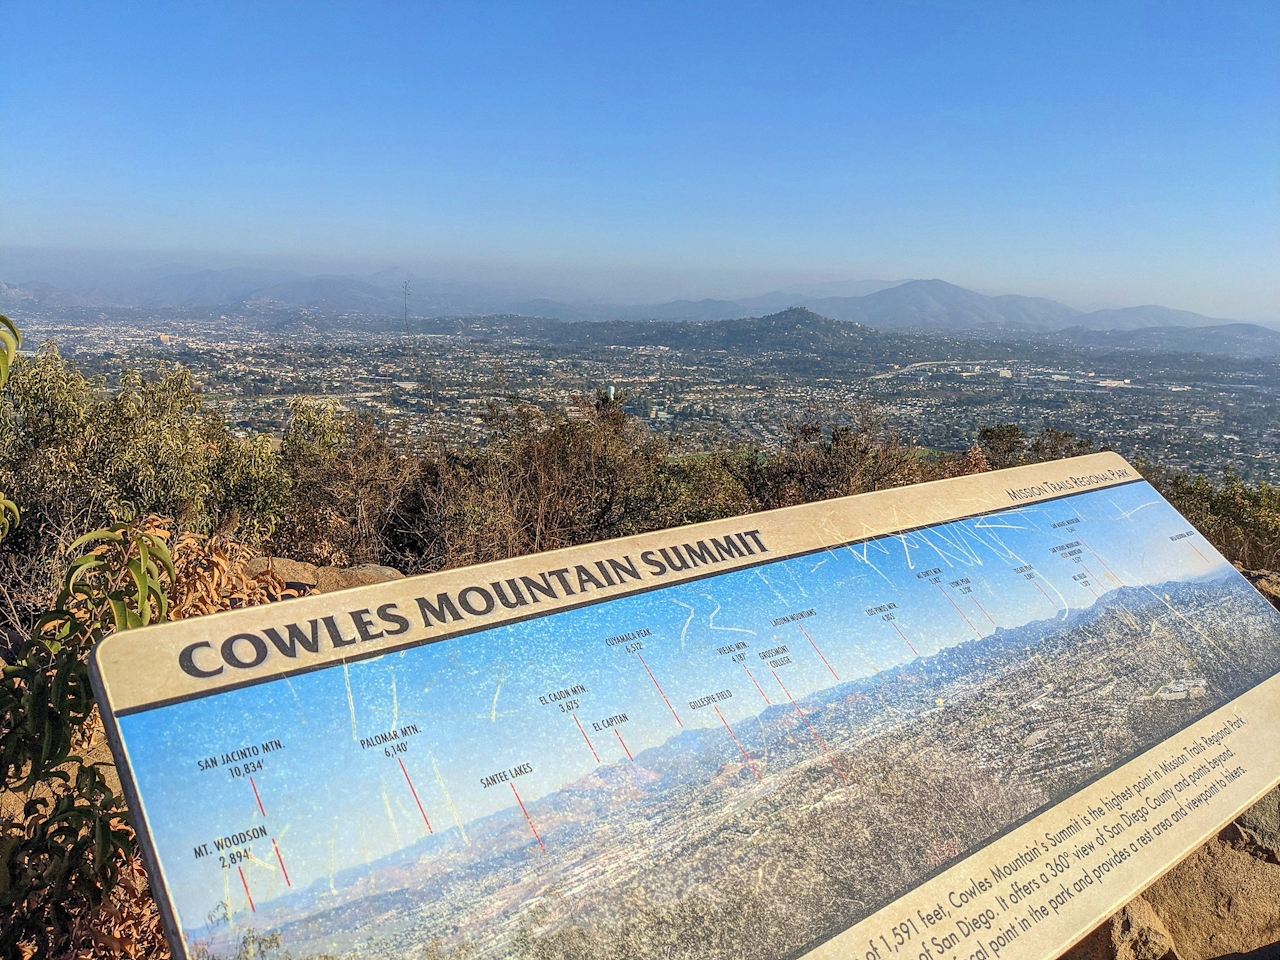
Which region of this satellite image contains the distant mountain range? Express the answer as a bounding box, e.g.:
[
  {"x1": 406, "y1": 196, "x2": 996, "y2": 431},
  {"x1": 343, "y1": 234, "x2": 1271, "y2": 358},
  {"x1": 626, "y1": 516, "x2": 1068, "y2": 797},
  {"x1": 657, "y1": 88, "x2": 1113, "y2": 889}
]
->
[
  {"x1": 422, "y1": 306, "x2": 1280, "y2": 362},
  {"x1": 1055, "y1": 322, "x2": 1280, "y2": 360},
  {"x1": 4, "y1": 270, "x2": 1279, "y2": 357},
  {"x1": 0, "y1": 270, "x2": 554, "y2": 317}
]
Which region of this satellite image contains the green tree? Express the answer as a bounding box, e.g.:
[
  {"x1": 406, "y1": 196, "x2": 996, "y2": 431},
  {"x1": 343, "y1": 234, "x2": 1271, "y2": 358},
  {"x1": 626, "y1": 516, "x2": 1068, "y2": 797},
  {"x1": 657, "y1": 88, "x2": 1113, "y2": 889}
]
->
[
  {"x1": 978, "y1": 423, "x2": 1026, "y2": 469},
  {"x1": 0, "y1": 347, "x2": 290, "y2": 610}
]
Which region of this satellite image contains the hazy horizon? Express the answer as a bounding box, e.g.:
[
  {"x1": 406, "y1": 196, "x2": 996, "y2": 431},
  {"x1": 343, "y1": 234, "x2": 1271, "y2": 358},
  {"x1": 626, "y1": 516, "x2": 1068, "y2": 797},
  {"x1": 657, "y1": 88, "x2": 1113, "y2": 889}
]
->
[
  {"x1": 0, "y1": 245, "x2": 1269, "y2": 324},
  {"x1": 3, "y1": 2, "x2": 1277, "y2": 321}
]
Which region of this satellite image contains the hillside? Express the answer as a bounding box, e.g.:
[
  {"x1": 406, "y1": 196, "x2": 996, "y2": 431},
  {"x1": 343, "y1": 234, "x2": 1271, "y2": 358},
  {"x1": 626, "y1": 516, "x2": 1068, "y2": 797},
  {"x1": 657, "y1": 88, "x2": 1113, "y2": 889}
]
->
[{"x1": 799, "y1": 279, "x2": 1080, "y2": 330}]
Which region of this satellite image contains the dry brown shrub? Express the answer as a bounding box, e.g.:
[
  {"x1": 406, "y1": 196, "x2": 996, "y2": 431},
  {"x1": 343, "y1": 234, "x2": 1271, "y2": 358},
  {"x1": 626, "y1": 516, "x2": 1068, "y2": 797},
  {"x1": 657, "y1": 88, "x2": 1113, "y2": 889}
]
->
[
  {"x1": 24, "y1": 855, "x2": 171, "y2": 960},
  {"x1": 738, "y1": 406, "x2": 925, "y2": 510},
  {"x1": 920, "y1": 442, "x2": 992, "y2": 481},
  {"x1": 168, "y1": 524, "x2": 304, "y2": 619}
]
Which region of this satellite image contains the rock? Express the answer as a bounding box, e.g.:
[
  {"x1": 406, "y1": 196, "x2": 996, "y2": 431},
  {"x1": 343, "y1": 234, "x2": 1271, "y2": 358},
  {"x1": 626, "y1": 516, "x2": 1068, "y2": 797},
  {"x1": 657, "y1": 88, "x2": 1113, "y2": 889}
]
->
[
  {"x1": 1062, "y1": 896, "x2": 1179, "y2": 960},
  {"x1": 244, "y1": 556, "x2": 319, "y2": 590},
  {"x1": 1234, "y1": 783, "x2": 1280, "y2": 863},
  {"x1": 314, "y1": 564, "x2": 405, "y2": 594},
  {"x1": 1110, "y1": 896, "x2": 1178, "y2": 960},
  {"x1": 242, "y1": 557, "x2": 405, "y2": 594},
  {"x1": 1140, "y1": 831, "x2": 1280, "y2": 959},
  {"x1": 1066, "y1": 923, "x2": 1116, "y2": 960},
  {"x1": 1061, "y1": 818, "x2": 1280, "y2": 960}
]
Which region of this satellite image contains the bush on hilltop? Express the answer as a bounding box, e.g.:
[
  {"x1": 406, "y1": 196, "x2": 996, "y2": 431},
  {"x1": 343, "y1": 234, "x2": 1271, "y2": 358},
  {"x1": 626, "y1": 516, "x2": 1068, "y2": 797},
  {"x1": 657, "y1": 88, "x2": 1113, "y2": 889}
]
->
[{"x1": 0, "y1": 345, "x2": 290, "y2": 636}]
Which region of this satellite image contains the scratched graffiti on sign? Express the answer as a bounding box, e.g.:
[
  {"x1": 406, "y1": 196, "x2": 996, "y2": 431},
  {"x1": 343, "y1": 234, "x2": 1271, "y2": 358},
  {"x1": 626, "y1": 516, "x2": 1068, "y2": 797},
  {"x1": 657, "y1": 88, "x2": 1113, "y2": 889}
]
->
[{"x1": 92, "y1": 455, "x2": 1280, "y2": 960}]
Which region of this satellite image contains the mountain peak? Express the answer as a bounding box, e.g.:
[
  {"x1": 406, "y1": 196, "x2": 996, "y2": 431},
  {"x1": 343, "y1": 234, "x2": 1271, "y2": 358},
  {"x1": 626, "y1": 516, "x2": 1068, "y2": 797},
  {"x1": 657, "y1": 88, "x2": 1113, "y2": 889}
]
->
[{"x1": 760, "y1": 306, "x2": 831, "y2": 324}]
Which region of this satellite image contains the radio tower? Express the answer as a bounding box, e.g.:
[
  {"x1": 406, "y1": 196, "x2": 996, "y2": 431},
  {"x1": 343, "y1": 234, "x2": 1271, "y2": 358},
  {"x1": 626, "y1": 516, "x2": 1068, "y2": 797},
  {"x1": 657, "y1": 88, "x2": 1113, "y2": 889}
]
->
[
  {"x1": 401, "y1": 279, "x2": 419, "y2": 383},
  {"x1": 402, "y1": 280, "x2": 412, "y2": 337}
]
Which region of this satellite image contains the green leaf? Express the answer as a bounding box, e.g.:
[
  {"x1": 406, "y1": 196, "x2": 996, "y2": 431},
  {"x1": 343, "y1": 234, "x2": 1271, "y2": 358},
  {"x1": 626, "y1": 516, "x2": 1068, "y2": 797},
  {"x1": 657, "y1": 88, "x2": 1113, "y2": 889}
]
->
[
  {"x1": 107, "y1": 598, "x2": 131, "y2": 632},
  {"x1": 67, "y1": 528, "x2": 124, "y2": 553},
  {"x1": 126, "y1": 556, "x2": 148, "y2": 620},
  {"x1": 144, "y1": 533, "x2": 176, "y2": 580}
]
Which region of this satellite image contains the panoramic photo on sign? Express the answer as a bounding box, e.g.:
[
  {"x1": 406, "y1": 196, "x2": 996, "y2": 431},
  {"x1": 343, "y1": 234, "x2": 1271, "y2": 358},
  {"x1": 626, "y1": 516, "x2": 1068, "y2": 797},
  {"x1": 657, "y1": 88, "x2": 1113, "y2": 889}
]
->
[{"x1": 91, "y1": 452, "x2": 1280, "y2": 960}]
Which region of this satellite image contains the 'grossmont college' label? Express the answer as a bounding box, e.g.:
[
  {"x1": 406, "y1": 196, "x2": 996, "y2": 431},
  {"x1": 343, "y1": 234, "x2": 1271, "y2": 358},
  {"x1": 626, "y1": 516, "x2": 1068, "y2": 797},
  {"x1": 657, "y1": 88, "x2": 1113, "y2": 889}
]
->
[{"x1": 90, "y1": 453, "x2": 1280, "y2": 960}]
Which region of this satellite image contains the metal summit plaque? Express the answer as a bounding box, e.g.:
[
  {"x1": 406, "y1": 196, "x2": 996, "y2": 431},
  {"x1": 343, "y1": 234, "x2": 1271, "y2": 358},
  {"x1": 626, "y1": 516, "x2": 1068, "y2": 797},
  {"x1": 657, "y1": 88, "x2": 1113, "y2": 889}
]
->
[{"x1": 91, "y1": 452, "x2": 1280, "y2": 960}]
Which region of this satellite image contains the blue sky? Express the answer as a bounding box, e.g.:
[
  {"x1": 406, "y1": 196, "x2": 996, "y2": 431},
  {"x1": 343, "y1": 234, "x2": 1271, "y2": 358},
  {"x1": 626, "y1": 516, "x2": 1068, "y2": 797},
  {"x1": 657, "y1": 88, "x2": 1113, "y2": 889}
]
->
[
  {"x1": 116, "y1": 481, "x2": 1238, "y2": 938},
  {"x1": 2, "y1": 2, "x2": 1277, "y2": 317}
]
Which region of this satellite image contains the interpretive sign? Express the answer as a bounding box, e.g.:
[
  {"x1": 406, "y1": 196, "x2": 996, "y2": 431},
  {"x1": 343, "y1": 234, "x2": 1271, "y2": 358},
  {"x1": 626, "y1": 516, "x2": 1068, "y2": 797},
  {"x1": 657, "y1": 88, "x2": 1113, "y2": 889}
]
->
[{"x1": 92, "y1": 452, "x2": 1280, "y2": 960}]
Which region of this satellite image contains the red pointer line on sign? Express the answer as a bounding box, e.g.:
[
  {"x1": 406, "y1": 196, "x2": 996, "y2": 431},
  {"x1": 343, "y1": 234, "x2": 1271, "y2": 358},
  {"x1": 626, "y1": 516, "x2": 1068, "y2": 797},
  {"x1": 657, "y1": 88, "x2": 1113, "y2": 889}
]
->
[
  {"x1": 1030, "y1": 576, "x2": 1058, "y2": 610},
  {"x1": 1078, "y1": 566, "x2": 1102, "y2": 599},
  {"x1": 511, "y1": 783, "x2": 545, "y2": 853},
  {"x1": 249, "y1": 776, "x2": 266, "y2": 818},
  {"x1": 272, "y1": 838, "x2": 291, "y2": 887},
  {"x1": 890, "y1": 621, "x2": 919, "y2": 657},
  {"x1": 769, "y1": 667, "x2": 848, "y2": 785},
  {"x1": 938, "y1": 585, "x2": 982, "y2": 639},
  {"x1": 970, "y1": 595, "x2": 998, "y2": 627},
  {"x1": 573, "y1": 714, "x2": 601, "y2": 763},
  {"x1": 637, "y1": 653, "x2": 682, "y2": 727},
  {"x1": 798, "y1": 625, "x2": 840, "y2": 682},
  {"x1": 1076, "y1": 536, "x2": 1124, "y2": 585},
  {"x1": 742, "y1": 664, "x2": 771, "y2": 705},
  {"x1": 614, "y1": 729, "x2": 634, "y2": 762},
  {"x1": 238, "y1": 866, "x2": 256, "y2": 912},
  {"x1": 398, "y1": 758, "x2": 434, "y2": 833},
  {"x1": 713, "y1": 704, "x2": 762, "y2": 782},
  {"x1": 1189, "y1": 543, "x2": 1210, "y2": 565}
]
